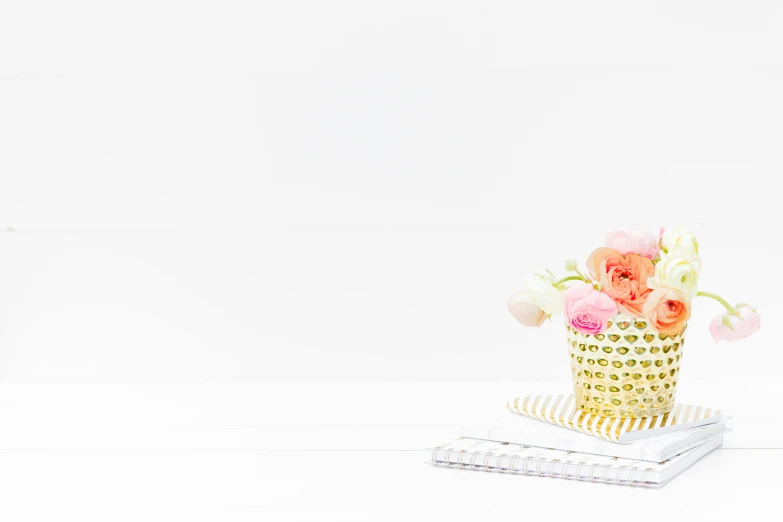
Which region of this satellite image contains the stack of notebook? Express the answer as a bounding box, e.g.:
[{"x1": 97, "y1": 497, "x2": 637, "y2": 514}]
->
[{"x1": 427, "y1": 393, "x2": 729, "y2": 488}]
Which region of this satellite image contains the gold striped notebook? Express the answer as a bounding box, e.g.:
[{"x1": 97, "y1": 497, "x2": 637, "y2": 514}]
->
[{"x1": 507, "y1": 394, "x2": 727, "y2": 443}]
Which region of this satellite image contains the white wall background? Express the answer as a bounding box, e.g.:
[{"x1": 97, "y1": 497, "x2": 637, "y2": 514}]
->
[{"x1": 1, "y1": 0, "x2": 781, "y2": 385}]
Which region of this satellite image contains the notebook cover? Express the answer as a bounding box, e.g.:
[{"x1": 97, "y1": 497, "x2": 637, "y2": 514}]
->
[
  {"x1": 460, "y1": 416, "x2": 728, "y2": 461},
  {"x1": 427, "y1": 435, "x2": 724, "y2": 487},
  {"x1": 507, "y1": 393, "x2": 728, "y2": 443}
]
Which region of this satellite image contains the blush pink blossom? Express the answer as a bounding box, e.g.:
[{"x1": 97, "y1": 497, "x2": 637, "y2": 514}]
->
[
  {"x1": 648, "y1": 227, "x2": 665, "y2": 260},
  {"x1": 507, "y1": 291, "x2": 547, "y2": 327},
  {"x1": 709, "y1": 305, "x2": 761, "y2": 343},
  {"x1": 563, "y1": 283, "x2": 618, "y2": 335},
  {"x1": 605, "y1": 228, "x2": 658, "y2": 260}
]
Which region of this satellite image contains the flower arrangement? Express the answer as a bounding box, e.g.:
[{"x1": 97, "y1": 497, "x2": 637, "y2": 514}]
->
[
  {"x1": 508, "y1": 227, "x2": 760, "y2": 418},
  {"x1": 508, "y1": 227, "x2": 760, "y2": 342}
]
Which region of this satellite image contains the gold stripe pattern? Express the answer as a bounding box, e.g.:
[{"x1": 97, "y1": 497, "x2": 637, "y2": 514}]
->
[{"x1": 506, "y1": 394, "x2": 722, "y2": 442}]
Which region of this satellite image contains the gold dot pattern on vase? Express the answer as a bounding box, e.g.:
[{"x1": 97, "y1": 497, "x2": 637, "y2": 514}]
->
[{"x1": 566, "y1": 314, "x2": 686, "y2": 418}]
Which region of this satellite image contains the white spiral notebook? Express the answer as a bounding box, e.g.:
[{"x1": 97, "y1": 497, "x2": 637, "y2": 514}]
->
[
  {"x1": 427, "y1": 435, "x2": 724, "y2": 488},
  {"x1": 461, "y1": 413, "x2": 729, "y2": 462}
]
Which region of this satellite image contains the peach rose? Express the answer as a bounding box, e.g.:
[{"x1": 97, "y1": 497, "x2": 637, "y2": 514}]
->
[
  {"x1": 586, "y1": 247, "x2": 655, "y2": 317},
  {"x1": 642, "y1": 288, "x2": 690, "y2": 335}
]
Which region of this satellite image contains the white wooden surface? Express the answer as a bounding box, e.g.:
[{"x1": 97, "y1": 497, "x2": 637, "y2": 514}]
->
[
  {"x1": 3, "y1": 2, "x2": 783, "y2": 519},
  {"x1": 0, "y1": 379, "x2": 781, "y2": 520},
  {"x1": 3, "y1": 227, "x2": 777, "y2": 519}
]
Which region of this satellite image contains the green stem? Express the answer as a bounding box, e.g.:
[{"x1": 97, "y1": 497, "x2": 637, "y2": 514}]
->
[
  {"x1": 696, "y1": 291, "x2": 740, "y2": 316},
  {"x1": 552, "y1": 275, "x2": 586, "y2": 286}
]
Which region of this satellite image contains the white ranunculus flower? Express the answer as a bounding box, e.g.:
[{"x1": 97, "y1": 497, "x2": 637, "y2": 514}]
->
[
  {"x1": 647, "y1": 249, "x2": 701, "y2": 301},
  {"x1": 660, "y1": 227, "x2": 699, "y2": 256},
  {"x1": 667, "y1": 243, "x2": 702, "y2": 273},
  {"x1": 520, "y1": 273, "x2": 563, "y2": 315}
]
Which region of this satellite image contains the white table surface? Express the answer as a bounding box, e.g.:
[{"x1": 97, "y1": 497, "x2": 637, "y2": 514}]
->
[
  {"x1": 3, "y1": 2, "x2": 782, "y2": 519},
  {"x1": 0, "y1": 379, "x2": 779, "y2": 521}
]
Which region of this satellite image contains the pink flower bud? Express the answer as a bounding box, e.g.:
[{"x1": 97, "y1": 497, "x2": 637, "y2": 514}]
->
[
  {"x1": 507, "y1": 291, "x2": 547, "y2": 327},
  {"x1": 708, "y1": 305, "x2": 760, "y2": 343}
]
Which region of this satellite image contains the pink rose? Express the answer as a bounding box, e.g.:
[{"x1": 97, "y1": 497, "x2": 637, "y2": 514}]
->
[
  {"x1": 563, "y1": 283, "x2": 618, "y2": 335},
  {"x1": 605, "y1": 228, "x2": 658, "y2": 260},
  {"x1": 507, "y1": 291, "x2": 547, "y2": 327},
  {"x1": 709, "y1": 305, "x2": 761, "y2": 343}
]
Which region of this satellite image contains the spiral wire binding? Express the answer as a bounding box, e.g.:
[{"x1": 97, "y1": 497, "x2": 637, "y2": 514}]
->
[
  {"x1": 547, "y1": 459, "x2": 559, "y2": 478},
  {"x1": 428, "y1": 446, "x2": 657, "y2": 487}
]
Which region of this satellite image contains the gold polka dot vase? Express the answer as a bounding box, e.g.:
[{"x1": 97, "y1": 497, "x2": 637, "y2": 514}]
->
[{"x1": 566, "y1": 313, "x2": 685, "y2": 418}]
